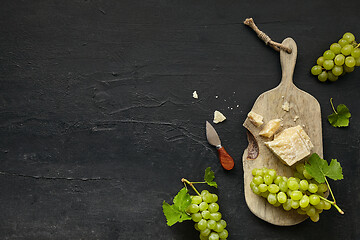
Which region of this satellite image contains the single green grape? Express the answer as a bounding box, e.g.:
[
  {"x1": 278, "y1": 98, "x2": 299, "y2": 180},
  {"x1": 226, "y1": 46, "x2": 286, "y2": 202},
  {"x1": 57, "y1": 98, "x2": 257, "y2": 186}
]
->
[
  {"x1": 317, "y1": 183, "x2": 328, "y2": 193},
  {"x1": 306, "y1": 206, "x2": 316, "y2": 217},
  {"x1": 203, "y1": 193, "x2": 214, "y2": 203},
  {"x1": 310, "y1": 213, "x2": 320, "y2": 222},
  {"x1": 317, "y1": 56, "x2": 325, "y2": 66},
  {"x1": 286, "y1": 189, "x2": 292, "y2": 197},
  {"x1": 192, "y1": 212, "x2": 202, "y2": 222},
  {"x1": 344, "y1": 65, "x2": 355, "y2": 72},
  {"x1": 330, "y1": 43, "x2": 342, "y2": 54},
  {"x1": 264, "y1": 174, "x2": 273, "y2": 185},
  {"x1": 308, "y1": 183, "x2": 318, "y2": 193},
  {"x1": 198, "y1": 219, "x2": 207, "y2": 231},
  {"x1": 311, "y1": 65, "x2": 322, "y2": 75},
  {"x1": 334, "y1": 54, "x2": 345, "y2": 66},
  {"x1": 351, "y1": 48, "x2": 360, "y2": 58},
  {"x1": 212, "y1": 194, "x2": 218, "y2": 203},
  {"x1": 252, "y1": 168, "x2": 258, "y2": 176},
  {"x1": 323, "y1": 50, "x2": 335, "y2": 60},
  {"x1": 258, "y1": 183, "x2": 268, "y2": 193},
  {"x1": 267, "y1": 193, "x2": 277, "y2": 205},
  {"x1": 291, "y1": 200, "x2": 300, "y2": 209},
  {"x1": 207, "y1": 219, "x2": 216, "y2": 229},
  {"x1": 327, "y1": 71, "x2": 338, "y2": 82},
  {"x1": 345, "y1": 56, "x2": 356, "y2": 67},
  {"x1": 295, "y1": 163, "x2": 305, "y2": 174},
  {"x1": 253, "y1": 176, "x2": 263, "y2": 185},
  {"x1": 341, "y1": 44, "x2": 354, "y2": 56},
  {"x1": 201, "y1": 210, "x2": 211, "y2": 219},
  {"x1": 299, "y1": 195, "x2": 310, "y2": 208},
  {"x1": 219, "y1": 219, "x2": 227, "y2": 228},
  {"x1": 208, "y1": 203, "x2": 219, "y2": 213},
  {"x1": 194, "y1": 223, "x2": 200, "y2": 231},
  {"x1": 274, "y1": 176, "x2": 282, "y2": 185},
  {"x1": 219, "y1": 229, "x2": 228, "y2": 239},
  {"x1": 332, "y1": 65, "x2": 343, "y2": 76},
  {"x1": 294, "y1": 172, "x2": 304, "y2": 180},
  {"x1": 290, "y1": 190, "x2": 303, "y2": 201},
  {"x1": 314, "y1": 200, "x2": 325, "y2": 210},
  {"x1": 338, "y1": 38, "x2": 349, "y2": 47},
  {"x1": 199, "y1": 202, "x2": 209, "y2": 211},
  {"x1": 214, "y1": 222, "x2": 225, "y2": 233},
  {"x1": 273, "y1": 202, "x2": 281, "y2": 207},
  {"x1": 279, "y1": 180, "x2": 288, "y2": 192},
  {"x1": 309, "y1": 194, "x2": 320, "y2": 206},
  {"x1": 210, "y1": 212, "x2": 222, "y2": 221},
  {"x1": 209, "y1": 232, "x2": 220, "y2": 240},
  {"x1": 268, "y1": 184, "x2": 280, "y2": 194},
  {"x1": 201, "y1": 190, "x2": 209, "y2": 196},
  {"x1": 188, "y1": 204, "x2": 200, "y2": 213},
  {"x1": 301, "y1": 204, "x2": 311, "y2": 212},
  {"x1": 287, "y1": 180, "x2": 299, "y2": 191},
  {"x1": 299, "y1": 180, "x2": 309, "y2": 191},
  {"x1": 277, "y1": 191, "x2": 287, "y2": 204},
  {"x1": 355, "y1": 57, "x2": 360, "y2": 66},
  {"x1": 268, "y1": 169, "x2": 277, "y2": 179},
  {"x1": 250, "y1": 181, "x2": 256, "y2": 189},
  {"x1": 261, "y1": 167, "x2": 269, "y2": 175},
  {"x1": 323, "y1": 60, "x2": 334, "y2": 70},
  {"x1": 343, "y1": 32, "x2": 355, "y2": 43},
  {"x1": 200, "y1": 234, "x2": 208, "y2": 240},
  {"x1": 283, "y1": 199, "x2": 292, "y2": 211},
  {"x1": 200, "y1": 228, "x2": 211, "y2": 237},
  {"x1": 303, "y1": 169, "x2": 313, "y2": 179},
  {"x1": 297, "y1": 208, "x2": 307, "y2": 215},
  {"x1": 261, "y1": 191, "x2": 269, "y2": 198},
  {"x1": 323, "y1": 201, "x2": 332, "y2": 210},
  {"x1": 192, "y1": 195, "x2": 203, "y2": 205}
]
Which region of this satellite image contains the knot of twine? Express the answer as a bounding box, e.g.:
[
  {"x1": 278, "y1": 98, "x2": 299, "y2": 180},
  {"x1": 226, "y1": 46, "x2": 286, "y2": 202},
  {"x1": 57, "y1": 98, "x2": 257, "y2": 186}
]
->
[{"x1": 244, "y1": 18, "x2": 292, "y2": 54}]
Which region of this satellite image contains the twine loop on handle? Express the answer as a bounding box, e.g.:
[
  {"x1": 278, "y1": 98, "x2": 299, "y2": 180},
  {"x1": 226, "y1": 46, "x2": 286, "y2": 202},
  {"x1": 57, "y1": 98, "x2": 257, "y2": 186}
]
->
[{"x1": 244, "y1": 18, "x2": 292, "y2": 54}]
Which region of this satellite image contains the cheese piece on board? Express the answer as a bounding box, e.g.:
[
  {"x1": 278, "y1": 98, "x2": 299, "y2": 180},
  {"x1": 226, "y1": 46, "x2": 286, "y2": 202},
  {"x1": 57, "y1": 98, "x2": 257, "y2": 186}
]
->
[
  {"x1": 265, "y1": 125, "x2": 313, "y2": 166},
  {"x1": 259, "y1": 119, "x2": 281, "y2": 138},
  {"x1": 213, "y1": 110, "x2": 226, "y2": 124},
  {"x1": 247, "y1": 111, "x2": 264, "y2": 127}
]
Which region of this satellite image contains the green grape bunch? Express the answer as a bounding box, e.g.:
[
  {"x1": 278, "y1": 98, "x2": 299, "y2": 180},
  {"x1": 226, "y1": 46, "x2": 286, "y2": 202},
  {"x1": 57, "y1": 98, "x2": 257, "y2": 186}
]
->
[
  {"x1": 189, "y1": 191, "x2": 228, "y2": 240},
  {"x1": 250, "y1": 154, "x2": 344, "y2": 223},
  {"x1": 311, "y1": 32, "x2": 360, "y2": 82},
  {"x1": 163, "y1": 167, "x2": 229, "y2": 240}
]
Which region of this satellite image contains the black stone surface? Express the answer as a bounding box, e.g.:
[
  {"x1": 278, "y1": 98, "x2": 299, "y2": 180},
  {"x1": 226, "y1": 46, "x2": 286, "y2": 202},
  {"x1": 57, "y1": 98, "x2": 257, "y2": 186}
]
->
[{"x1": 0, "y1": 1, "x2": 359, "y2": 239}]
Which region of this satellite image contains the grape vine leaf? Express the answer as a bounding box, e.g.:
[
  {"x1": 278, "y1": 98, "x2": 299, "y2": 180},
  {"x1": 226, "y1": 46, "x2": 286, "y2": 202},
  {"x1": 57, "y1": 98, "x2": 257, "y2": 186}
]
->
[
  {"x1": 328, "y1": 103, "x2": 351, "y2": 127},
  {"x1": 305, "y1": 153, "x2": 343, "y2": 184},
  {"x1": 204, "y1": 167, "x2": 217, "y2": 188},
  {"x1": 162, "y1": 187, "x2": 192, "y2": 226}
]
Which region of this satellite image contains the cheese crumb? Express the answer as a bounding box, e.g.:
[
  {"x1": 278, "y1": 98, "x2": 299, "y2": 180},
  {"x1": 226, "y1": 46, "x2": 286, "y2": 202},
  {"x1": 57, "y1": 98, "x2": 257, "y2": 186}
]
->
[
  {"x1": 213, "y1": 110, "x2": 226, "y2": 124},
  {"x1": 215, "y1": 95, "x2": 218, "y2": 99},
  {"x1": 247, "y1": 111, "x2": 264, "y2": 127},
  {"x1": 192, "y1": 91, "x2": 198, "y2": 99},
  {"x1": 294, "y1": 115, "x2": 299, "y2": 122},
  {"x1": 282, "y1": 101, "x2": 290, "y2": 112},
  {"x1": 259, "y1": 119, "x2": 282, "y2": 138}
]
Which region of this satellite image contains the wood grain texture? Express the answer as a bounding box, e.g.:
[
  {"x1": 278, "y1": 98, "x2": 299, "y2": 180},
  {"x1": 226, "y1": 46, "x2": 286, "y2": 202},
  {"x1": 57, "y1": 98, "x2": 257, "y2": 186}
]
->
[{"x1": 242, "y1": 38, "x2": 323, "y2": 226}]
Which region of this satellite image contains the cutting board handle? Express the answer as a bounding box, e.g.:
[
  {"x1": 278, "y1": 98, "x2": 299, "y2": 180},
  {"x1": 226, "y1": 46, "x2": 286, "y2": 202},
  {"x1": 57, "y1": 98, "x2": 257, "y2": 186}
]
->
[{"x1": 279, "y1": 38, "x2": 297, "y2": 87}]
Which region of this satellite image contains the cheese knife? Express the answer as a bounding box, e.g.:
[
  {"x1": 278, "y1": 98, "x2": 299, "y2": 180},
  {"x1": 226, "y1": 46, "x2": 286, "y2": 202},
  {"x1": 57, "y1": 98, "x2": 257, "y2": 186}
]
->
[{"x1": 205, "y1": 121, "x2": 234, "y2": 170}]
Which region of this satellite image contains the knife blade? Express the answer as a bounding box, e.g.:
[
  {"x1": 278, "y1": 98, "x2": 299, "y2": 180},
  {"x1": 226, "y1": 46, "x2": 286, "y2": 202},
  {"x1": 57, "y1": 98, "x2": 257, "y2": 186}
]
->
[{"x1": 205, "y1": 121, "x2": 234, "y2": 170}]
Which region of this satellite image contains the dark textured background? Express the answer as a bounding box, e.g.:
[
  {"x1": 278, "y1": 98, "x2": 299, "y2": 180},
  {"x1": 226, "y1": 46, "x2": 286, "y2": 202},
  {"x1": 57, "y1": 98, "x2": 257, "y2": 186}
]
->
[{"x1": 0, "y1": 0, "x2": 359, "y2": 239}]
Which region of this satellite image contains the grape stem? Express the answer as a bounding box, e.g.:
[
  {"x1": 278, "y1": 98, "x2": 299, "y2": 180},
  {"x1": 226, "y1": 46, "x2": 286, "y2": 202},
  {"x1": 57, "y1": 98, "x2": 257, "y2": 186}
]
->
[
  {"x1": 319, "y1": 177, "x2": 344, "y2": 214},
  {"x1": 181, "y1": 178, "x2": 201, "y2": 196},
  {"x1": 355, "y1": 43, "x2": 360, "y2": 49},
  {"x1": 330, "y1": 98, "x2": 337, "y2": 114}
]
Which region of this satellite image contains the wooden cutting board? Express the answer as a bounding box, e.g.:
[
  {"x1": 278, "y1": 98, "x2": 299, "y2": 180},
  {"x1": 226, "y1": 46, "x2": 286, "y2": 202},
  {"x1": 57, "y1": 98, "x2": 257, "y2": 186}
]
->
[{"x1": 242, "y1": 38, "x2": 323, "y2": 226}]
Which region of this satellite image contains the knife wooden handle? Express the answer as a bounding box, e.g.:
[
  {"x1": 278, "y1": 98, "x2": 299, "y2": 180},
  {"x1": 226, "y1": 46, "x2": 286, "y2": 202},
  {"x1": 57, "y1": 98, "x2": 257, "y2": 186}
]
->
[{"x1": 217, "y1": 146, "x2": 234, "y2": 170}]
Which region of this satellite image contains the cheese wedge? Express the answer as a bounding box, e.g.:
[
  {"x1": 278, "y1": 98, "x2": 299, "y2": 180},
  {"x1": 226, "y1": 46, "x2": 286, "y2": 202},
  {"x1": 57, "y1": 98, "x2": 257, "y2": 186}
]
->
[
  {"x1": 265, "y1": 125, "x2": 313, "y2": 166},
  {"x1": 259, "y1": 119, "x2": 281, "y2": 138},
  {"x1": 247, "y1": 111, "x2": 264, "y2": 127}
]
